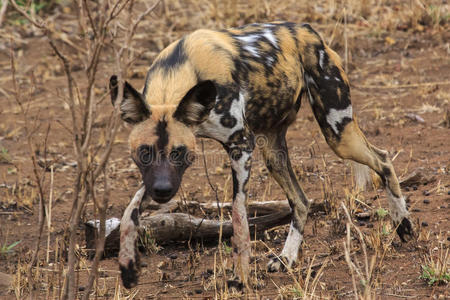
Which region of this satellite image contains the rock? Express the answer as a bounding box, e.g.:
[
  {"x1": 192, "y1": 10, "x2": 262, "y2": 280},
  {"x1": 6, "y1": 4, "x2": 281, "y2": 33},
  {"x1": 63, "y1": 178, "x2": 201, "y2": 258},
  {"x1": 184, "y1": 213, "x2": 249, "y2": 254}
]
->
[
  {"x1": 400, "y1": 168, "x2": 436, "y2": 188},
  {"x1": 423, "y1": 199, "x2": 430, "y2": 204},
  {"x1": 421, "y1": 221, "x2": 428, "y2": 227}
]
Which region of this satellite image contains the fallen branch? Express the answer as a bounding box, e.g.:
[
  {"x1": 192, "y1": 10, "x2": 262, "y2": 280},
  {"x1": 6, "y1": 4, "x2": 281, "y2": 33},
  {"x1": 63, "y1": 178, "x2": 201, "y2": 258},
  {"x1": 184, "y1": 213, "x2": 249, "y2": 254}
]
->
[{"x1": 86, "y1": 199, "x2": 327, "y2": 254}]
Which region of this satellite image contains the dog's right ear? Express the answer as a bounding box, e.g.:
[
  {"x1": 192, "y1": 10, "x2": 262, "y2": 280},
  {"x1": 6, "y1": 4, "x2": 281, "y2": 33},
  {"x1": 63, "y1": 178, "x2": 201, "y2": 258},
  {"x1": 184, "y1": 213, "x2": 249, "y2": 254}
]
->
[{"x1": 110, "y1": 75, "x2": 150, "y2": 124}]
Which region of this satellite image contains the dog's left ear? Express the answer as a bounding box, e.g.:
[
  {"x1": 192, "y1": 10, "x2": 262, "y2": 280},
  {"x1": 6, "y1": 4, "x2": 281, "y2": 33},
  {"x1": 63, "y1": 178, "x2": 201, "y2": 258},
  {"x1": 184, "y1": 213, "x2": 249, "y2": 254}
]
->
[{"x1": 173, "y1": 80, "x2": 216, "y2": 126}]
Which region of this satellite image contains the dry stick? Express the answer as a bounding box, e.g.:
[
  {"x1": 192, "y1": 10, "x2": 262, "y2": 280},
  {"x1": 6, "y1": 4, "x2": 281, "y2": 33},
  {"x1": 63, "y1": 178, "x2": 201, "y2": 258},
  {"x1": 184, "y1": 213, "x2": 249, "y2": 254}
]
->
[
  {"x1": 201, "y1": 139, "x2": 222, "y2": 216},
  {"x1": 46, "y1": 166, "x2": 54, "y2": 264},
  {"x1": 81, "y1": 170, "x2": 108, "y2": 300},
  {"x1": 344, "y1": 223, "x2": 359, "y2": 300},
  {"x1": 0, "y1": 0, "x2": 8, "y2": 27}
]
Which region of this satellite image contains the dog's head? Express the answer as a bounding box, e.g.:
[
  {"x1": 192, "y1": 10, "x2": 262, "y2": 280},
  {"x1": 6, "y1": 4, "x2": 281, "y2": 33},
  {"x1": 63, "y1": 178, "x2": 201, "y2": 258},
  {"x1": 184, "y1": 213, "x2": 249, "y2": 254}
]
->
[{"x1": 109, "y1": 75, "x2": 216, "y2": 203}]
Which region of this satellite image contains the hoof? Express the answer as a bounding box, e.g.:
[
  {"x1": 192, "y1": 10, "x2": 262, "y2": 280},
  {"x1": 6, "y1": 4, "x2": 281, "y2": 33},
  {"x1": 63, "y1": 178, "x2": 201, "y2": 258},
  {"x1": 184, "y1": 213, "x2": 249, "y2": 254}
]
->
[
  {"x1": 395, "y1": 217, "x2": 414, "y2": 242},
  {"x1": 119, "y1": 260, "x2": 139, "y2": 289},
  {"x1": 267, "y1": 256, "x2": 289, "y2": 272}
]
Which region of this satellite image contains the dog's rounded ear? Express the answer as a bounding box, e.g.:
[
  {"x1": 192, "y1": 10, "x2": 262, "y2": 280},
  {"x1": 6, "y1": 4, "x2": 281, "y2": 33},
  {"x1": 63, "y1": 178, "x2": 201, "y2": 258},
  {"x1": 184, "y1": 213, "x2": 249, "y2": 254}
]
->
[
  {"x1": 173, "y1": 80, "x2": 216, "y2": 126},
  {"x1": 109, "y1": 75, "x2": 151, "y2": 124}
]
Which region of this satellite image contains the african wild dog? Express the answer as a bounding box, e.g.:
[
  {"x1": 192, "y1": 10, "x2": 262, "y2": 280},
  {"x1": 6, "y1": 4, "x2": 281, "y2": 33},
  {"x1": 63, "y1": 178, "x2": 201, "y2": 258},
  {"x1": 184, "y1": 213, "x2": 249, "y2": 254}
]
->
[{"x1": 111, "y1": 22, "x2": 414, "y2": 288}]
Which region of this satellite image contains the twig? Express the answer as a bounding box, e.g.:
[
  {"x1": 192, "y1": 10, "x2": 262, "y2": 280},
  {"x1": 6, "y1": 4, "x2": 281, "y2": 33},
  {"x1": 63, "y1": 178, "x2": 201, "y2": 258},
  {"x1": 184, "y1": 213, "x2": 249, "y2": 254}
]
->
[
  {"x1": 201, "y1": 139, "x2": 222, "y2": 216},
  {"x1": 46, "y1": 166, "x2": 54, "y2": 264},
  {"x1": 0, "y1": 0, "x2": 8, "y2": 27}
]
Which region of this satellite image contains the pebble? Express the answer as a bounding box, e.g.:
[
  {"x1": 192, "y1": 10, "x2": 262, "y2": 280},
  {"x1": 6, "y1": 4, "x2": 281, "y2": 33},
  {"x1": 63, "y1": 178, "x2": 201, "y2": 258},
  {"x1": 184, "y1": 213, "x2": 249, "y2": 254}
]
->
[
  {"x1": 169, "y1": 253, "x2": 178, "y2": 260},
  {"x1": 413, "y1": 186, "x2": 418, "y2": 191},
  {"x1": 412, "y1": 208, "x2": 421, "y2": 212},
  {"x1": 78, "y1": 286, "x2": 85, "y2": 291},
  {"x1": 421, "y1": 221, "x2": 428, "y2": 227},
  {"x1": 423, "y1": 191, "x2": 430, "y2": 196},
  {"x1": 195, "y1": 289, "x2": 203, "y2": 294},
  {"x1": 423, "y1": 199, "x2": 430, "y2": 204}
]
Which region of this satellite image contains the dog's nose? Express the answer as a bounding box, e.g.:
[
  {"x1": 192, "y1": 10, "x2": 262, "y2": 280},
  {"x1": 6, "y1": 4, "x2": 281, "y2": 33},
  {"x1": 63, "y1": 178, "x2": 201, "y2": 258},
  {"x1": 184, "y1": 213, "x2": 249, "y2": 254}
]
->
[{"x1": 153, "y1": 181, "x2": 173, "y2": 199}]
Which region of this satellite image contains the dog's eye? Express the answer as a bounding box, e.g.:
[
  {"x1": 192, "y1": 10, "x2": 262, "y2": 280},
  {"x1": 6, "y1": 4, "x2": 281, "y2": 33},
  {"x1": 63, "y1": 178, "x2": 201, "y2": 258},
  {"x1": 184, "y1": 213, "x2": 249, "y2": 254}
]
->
[
  {"x1": 169, "y1": 146, "x2": 187, "y2": 164},
  {"x1": 137, "y1": 145, "x2": 153, "y2": 165}
]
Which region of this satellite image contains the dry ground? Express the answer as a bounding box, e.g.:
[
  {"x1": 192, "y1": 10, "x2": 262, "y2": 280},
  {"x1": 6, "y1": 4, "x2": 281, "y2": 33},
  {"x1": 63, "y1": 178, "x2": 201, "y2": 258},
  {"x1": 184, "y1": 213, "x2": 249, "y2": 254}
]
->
[{"x1": 0, "y1": 0, "x2": 449, "y2": 299}]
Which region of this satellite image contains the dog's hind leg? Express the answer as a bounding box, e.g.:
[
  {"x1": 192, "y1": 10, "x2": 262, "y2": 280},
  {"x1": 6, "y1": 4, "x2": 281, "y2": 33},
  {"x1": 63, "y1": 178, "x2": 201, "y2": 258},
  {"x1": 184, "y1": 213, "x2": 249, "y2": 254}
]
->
[
  {"x1": 301, "y1": 38, "x2": 413, "y2": 242},
  {"x1": 259, "y1": 129, "x2": 310, "y2": 272},
  {"x1": 325, "y1": 120, "x2": 413, "y2": 241}
]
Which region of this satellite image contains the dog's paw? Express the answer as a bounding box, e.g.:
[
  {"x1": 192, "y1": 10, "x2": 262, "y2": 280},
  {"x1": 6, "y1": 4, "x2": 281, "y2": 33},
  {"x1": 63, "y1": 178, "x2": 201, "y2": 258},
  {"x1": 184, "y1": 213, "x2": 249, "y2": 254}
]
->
[
  {"x1": 395, "y1": 217, "x2": 414, "y2": 242},
  {"x1": 119, "y1": 260, "x2": 139, "y2": 289},
  {"x1": 267, "y1": 256, "x2": 289, "y2": 272}
]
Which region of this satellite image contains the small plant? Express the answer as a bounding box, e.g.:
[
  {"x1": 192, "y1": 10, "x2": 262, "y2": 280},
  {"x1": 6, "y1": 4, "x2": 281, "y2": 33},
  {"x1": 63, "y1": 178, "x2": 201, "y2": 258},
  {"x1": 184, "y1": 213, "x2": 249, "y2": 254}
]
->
[
  {"x1": 138, "y1": 229, "x2": 161, "y2": 255},
  {"x1": 0, "y1": 240, "x2": 21, "y2": 257},
  {"x1": 222, "y1": 241, "x2": 232, "y2": 255},
  {"x1": 420, "y1": 265, "x2": 450, "y2": 286},
  {"x1": 291, "y1": 287, "x2": 304, "y2": 298},
  {"x1": 419, "y1": 244, "x2": 449, "y2": 286},
  {"x1": 0, "y1": 147, "x2": 12, "y2": 164},
  {"x1": 376, "y1": 208, "x2": 388, "y2": 219},
  {"x1": 381, "y1": 224, "x2": 390, "y2": 236}
]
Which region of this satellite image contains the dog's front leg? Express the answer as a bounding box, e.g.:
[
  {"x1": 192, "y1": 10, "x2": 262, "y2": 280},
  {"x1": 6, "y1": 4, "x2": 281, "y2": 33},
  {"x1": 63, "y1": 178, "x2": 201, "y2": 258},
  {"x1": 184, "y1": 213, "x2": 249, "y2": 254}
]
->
[
  {"x1": 224, "y1": 135, "x2": 254, "y2": 288},
  {"x1": 119, "y1": 185, "x2": 145, "y2": 288}
]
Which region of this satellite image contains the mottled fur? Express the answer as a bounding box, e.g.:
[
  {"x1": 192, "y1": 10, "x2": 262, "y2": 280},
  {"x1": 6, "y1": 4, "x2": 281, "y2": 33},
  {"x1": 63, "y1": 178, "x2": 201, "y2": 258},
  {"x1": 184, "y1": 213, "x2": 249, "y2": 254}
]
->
[{"x1": 111, "y1": 22, "x2": 414, "y2": 288}]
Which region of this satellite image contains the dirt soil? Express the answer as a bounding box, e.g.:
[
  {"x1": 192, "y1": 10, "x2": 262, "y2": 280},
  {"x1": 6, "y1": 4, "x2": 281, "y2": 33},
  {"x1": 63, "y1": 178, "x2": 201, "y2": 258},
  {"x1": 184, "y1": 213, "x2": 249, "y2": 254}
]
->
[{"x1": 0, "y1": 2, "x2": 449, "y2": 299}]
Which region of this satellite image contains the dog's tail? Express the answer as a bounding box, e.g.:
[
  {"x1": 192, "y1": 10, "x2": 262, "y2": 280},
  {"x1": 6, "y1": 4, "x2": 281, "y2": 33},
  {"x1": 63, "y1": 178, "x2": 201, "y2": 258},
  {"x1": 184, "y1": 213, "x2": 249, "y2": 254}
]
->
[{"x1": 297, "y1": 24, "x2": 371, "y2": 191}]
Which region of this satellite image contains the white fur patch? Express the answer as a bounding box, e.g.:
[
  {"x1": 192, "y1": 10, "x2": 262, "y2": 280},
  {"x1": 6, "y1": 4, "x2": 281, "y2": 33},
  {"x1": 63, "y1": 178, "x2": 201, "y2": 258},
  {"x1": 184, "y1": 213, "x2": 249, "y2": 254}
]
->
[
  {"x1": 262, "y1": 29, "x2": 278, "y2": 48},
  {"x1": 319, "y1": 50, "x2": 325, "y2": 69},
  {"x1": 326, "y1": 106, "x2": 353, "y2": 134},
  {"x1": 196, "y1": 110, "x2": 230, "y2": 142},
  {"x1": 386, "y1": 189, "x2": 409, "y2": 222},
  {"x1": 304, "y1": 74, "x2": 318, "y2": 105},
  {"x1": 195, "y1": 92, "x2": 246, "y2": 143},
  {"x1": 244, "y1": 45, "x2": 260, "y2": 57},
  {"x1": 280, "y1": 221, "x2": 303, "y2": 264},
  {"x1": 236, "y1": 35, "x2": 260, "y2": 57},
  {"x1": 266, "y1": 56, "x2": 275, "y2": 66}
]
